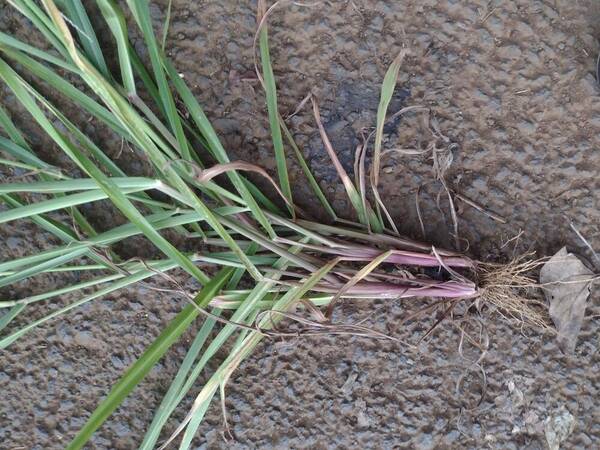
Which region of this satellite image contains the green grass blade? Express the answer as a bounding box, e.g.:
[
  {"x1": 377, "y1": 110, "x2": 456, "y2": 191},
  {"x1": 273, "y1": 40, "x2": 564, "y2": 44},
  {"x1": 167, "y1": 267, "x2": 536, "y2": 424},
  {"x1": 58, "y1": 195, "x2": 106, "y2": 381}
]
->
[
  {"x1": 128, "y1": 44, "x2": 165, "y2": 115},
  {"x1": 37, "y1": 2, "x2": 259, "y2": 278},
  {"x1": 175, "y1": 258, "x2": 338, "y2": 449},
  {"x1": 142, "y1": 244, "x2": 300, "y2": 448},
  {"x1": 0, "y1": 272, "x2": 124, "y2": 307},
  {"x1": 0, "y1": 247, "x2": 89, "y2": 289},
  {"x1": 243, "y1": 177, "x2": 281, "y2": 214},
  {"x1": 257, "y1": 4, "x2": 293, "y2": 215},
  {"x1": 0, "y1": 210, "x2": 193, "y2": 274},
  {"x1": 140, "y1": 252, "x2": 250, "y2": 450},
  {"x1": 0, "y1": 256, "x2": 226, "y2": 346},
  {"x1": 230, "y1": 307, "x2": 260, "y2": 353},
  {"x1": 128, "y1": 94, "x2": 185, "y2": 156},
  {"x1": 7, "y1": 0, "x2": 68, "y2": 58},
  {"x1": 0, "y1": 30, "x2": 74, "y2": 70},
  {"x1": 0, "y1": 136, "x2": 54, "y2": 169},
  {"x1": 0, "y1": 56, "x2": 210, "y2": 284},
  {"x1": 0, "y1": 304, "x2": 25, "y2": 333},
  {"x1": 21, "y1": 75, "x2": 131, "y2": 176},
  {"x1": 0, "y1": 262, "x2": 173, "y2": 346},
  {"x1": 56, "y1": 0, "x2": 109, "y2": 77},
  {"x1": 0, "y1": 158, "x2": 64, "y2": 178},
  {"x1": 139, "y1": 308, "x2": 221, "y2": 450},
  {"x1": 0, "y1": 209, "x2": 247, "y2": 293},
  {"x1": 0, "y1": 104, "x2": 28, "y2": 147},
  {"x1": 0, "y1": 177, "x2": 159, "y2": 193},
  {"x1": 220, "y1": 215, "x2": 321, "y2": 275},
  {"x1": 1, "y1": 47, "x2": 128, "y2": 138},
  {"x1": 1, "y1": 193, "x2": 79, "y2": 242},
  {"x1": 279, "y1": 118, "x2": 336, "y2": 220},
  {"x1": 0, "y1": 104, "x2": 113, "y2": 242},
  {"x1": 0, "y1": 186, "x2": 151, "y2": 224},
  {"x1": 161, "y1": 0, "x2": 173, "y2": 51},
  {"x1": 0, "y1": 264, "x2": 113, "y2": 276},
  {"x1": 9, "y1": 70, "x2": 183, "y2": 220},
  {"x1": 370, "y1": 51, "x2": 408, "y2": 233},
  {"x1": 163, "y1": 58, "x2": 276, "y2": 238},
  {"x1": 2, "y1": 49, "x2": 194, "y2": 237},
  {"x1": 124, "y1": 0, "x2": 191, "y2": 160},
  {"x1": 65, "y1": 268, "x2": 233, "y2": 450},
  {"x1": 97, "y1": 0, "x2": 136, "y2": 94},
  {"x1": 211, "y1": 293, "x2": 333, "y2": 310}
]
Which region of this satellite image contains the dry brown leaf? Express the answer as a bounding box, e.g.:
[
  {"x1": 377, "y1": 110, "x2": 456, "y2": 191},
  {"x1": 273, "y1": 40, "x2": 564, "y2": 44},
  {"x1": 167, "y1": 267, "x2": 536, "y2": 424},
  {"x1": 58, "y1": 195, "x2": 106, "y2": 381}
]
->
[{"x1": 539, "y1": 247, "x2": 593, "y2": 353}]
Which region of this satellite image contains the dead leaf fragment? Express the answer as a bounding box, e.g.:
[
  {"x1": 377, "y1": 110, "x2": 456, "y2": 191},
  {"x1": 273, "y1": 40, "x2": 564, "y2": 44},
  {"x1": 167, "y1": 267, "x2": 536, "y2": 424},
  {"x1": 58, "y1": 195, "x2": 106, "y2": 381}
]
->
[
  {"x1": 539, "y1": 247, "x2": 593, "y2": 353},
  {"x1": 544, "y1": 407, "x2": 575, "y2": 450}
]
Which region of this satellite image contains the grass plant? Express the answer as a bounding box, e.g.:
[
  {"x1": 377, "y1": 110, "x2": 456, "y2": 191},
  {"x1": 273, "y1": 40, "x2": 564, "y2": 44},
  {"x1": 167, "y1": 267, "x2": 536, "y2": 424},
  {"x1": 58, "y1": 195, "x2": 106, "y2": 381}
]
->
[{"x1": 0, "y1": 1, "x2": 538, "y2": 448}]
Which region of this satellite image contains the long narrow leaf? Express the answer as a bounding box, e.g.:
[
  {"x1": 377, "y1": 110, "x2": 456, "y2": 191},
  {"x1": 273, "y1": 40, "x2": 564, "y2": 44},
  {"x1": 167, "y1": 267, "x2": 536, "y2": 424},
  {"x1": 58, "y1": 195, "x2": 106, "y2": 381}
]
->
[
  {"x1": 97, "y1": 0, "x2": 136, "y2": 94},
  {"x1": 141, "y1": 242, "x2": 305, "y2": 448},
  {"x1": 370, "y1": 51, "x2": 408, "y2": 233},
  {"x1": 257, "y1": 0, "x2": 293, "y2": 215},
  {"x1": 66, "y1": 268, "x2": 233, "y2": 450},
  {"x1": 56, "y1": 0, "x2": 109, "y2": 76},
  {"x1": 123, "y1": 0, "x2": 191, "y2": 160},
  {"x1": 310, "y1": 97, "x2": 382, "y2": 231},
  {"x1": 37, "y1": 0, "x2": 261, "y2": 279},
  {"x1": 0, "y1": 55, "x2": 210, "y2": 284},
  {"x1": 163, "y1": 58, "x2": 276, "y2": 239},
  {"x1": 0, "y1": 304, "x2": 25, "y2": 333},
  {"x1": 171, "y1": 258, "x2": 338, "y2": 449},
  {"x1": 0, "y1": 47, "x2": 128, "y2": 139},
  {"x1": 279, "y1": 117, "x2": 336, "y2": 220},
  {"x1": 0, "y1": 207, "x2": 246, "y2": 277},
  {"x1": 0, "y1": 185, "x2": 153, "y2": 224},
  {"x1": 8, "y1": 0, "x2": 68, "y2": 59},
  {"x1": 140, "y1": 247, "x2": 253, "y2": 450},
  {"x1": 0, "y1": 30, "x2": 74, "y2": 70},
  {"x1": 0, "y1": 104, "x2": 28, "y2": 147},
  {"x1": 0, "y1": 177, "x2": 160, "y2": 193}
]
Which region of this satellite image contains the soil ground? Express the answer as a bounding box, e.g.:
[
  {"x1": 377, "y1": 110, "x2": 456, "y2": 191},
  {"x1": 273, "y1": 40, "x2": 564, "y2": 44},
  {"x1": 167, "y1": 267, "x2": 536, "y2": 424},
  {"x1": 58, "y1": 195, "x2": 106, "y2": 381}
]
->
[{"x1": 1, "y1": 0, "x2": 599, "y2": 449}]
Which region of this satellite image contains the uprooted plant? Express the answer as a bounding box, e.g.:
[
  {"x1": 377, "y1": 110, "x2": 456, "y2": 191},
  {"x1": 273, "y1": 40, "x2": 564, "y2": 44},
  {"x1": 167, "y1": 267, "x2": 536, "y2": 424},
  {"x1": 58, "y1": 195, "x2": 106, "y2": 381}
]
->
[{"x1": 0, "y1": 1, "x2": 549, "y2": 448}]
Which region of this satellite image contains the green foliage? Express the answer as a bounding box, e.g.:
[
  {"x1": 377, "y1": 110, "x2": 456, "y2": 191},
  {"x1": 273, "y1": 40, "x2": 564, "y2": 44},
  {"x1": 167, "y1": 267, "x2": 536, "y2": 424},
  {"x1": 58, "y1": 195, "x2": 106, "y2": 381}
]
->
[{"x1": 0, "y1": 1, "x2": 463, "y2": 448}]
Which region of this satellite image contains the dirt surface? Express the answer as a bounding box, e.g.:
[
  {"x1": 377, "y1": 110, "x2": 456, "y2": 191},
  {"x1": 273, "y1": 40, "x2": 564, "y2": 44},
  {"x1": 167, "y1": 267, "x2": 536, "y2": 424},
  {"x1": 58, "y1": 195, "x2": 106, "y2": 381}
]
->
[{"x1": 1, "y1": 0, "x2": 600, "y2": 449}]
